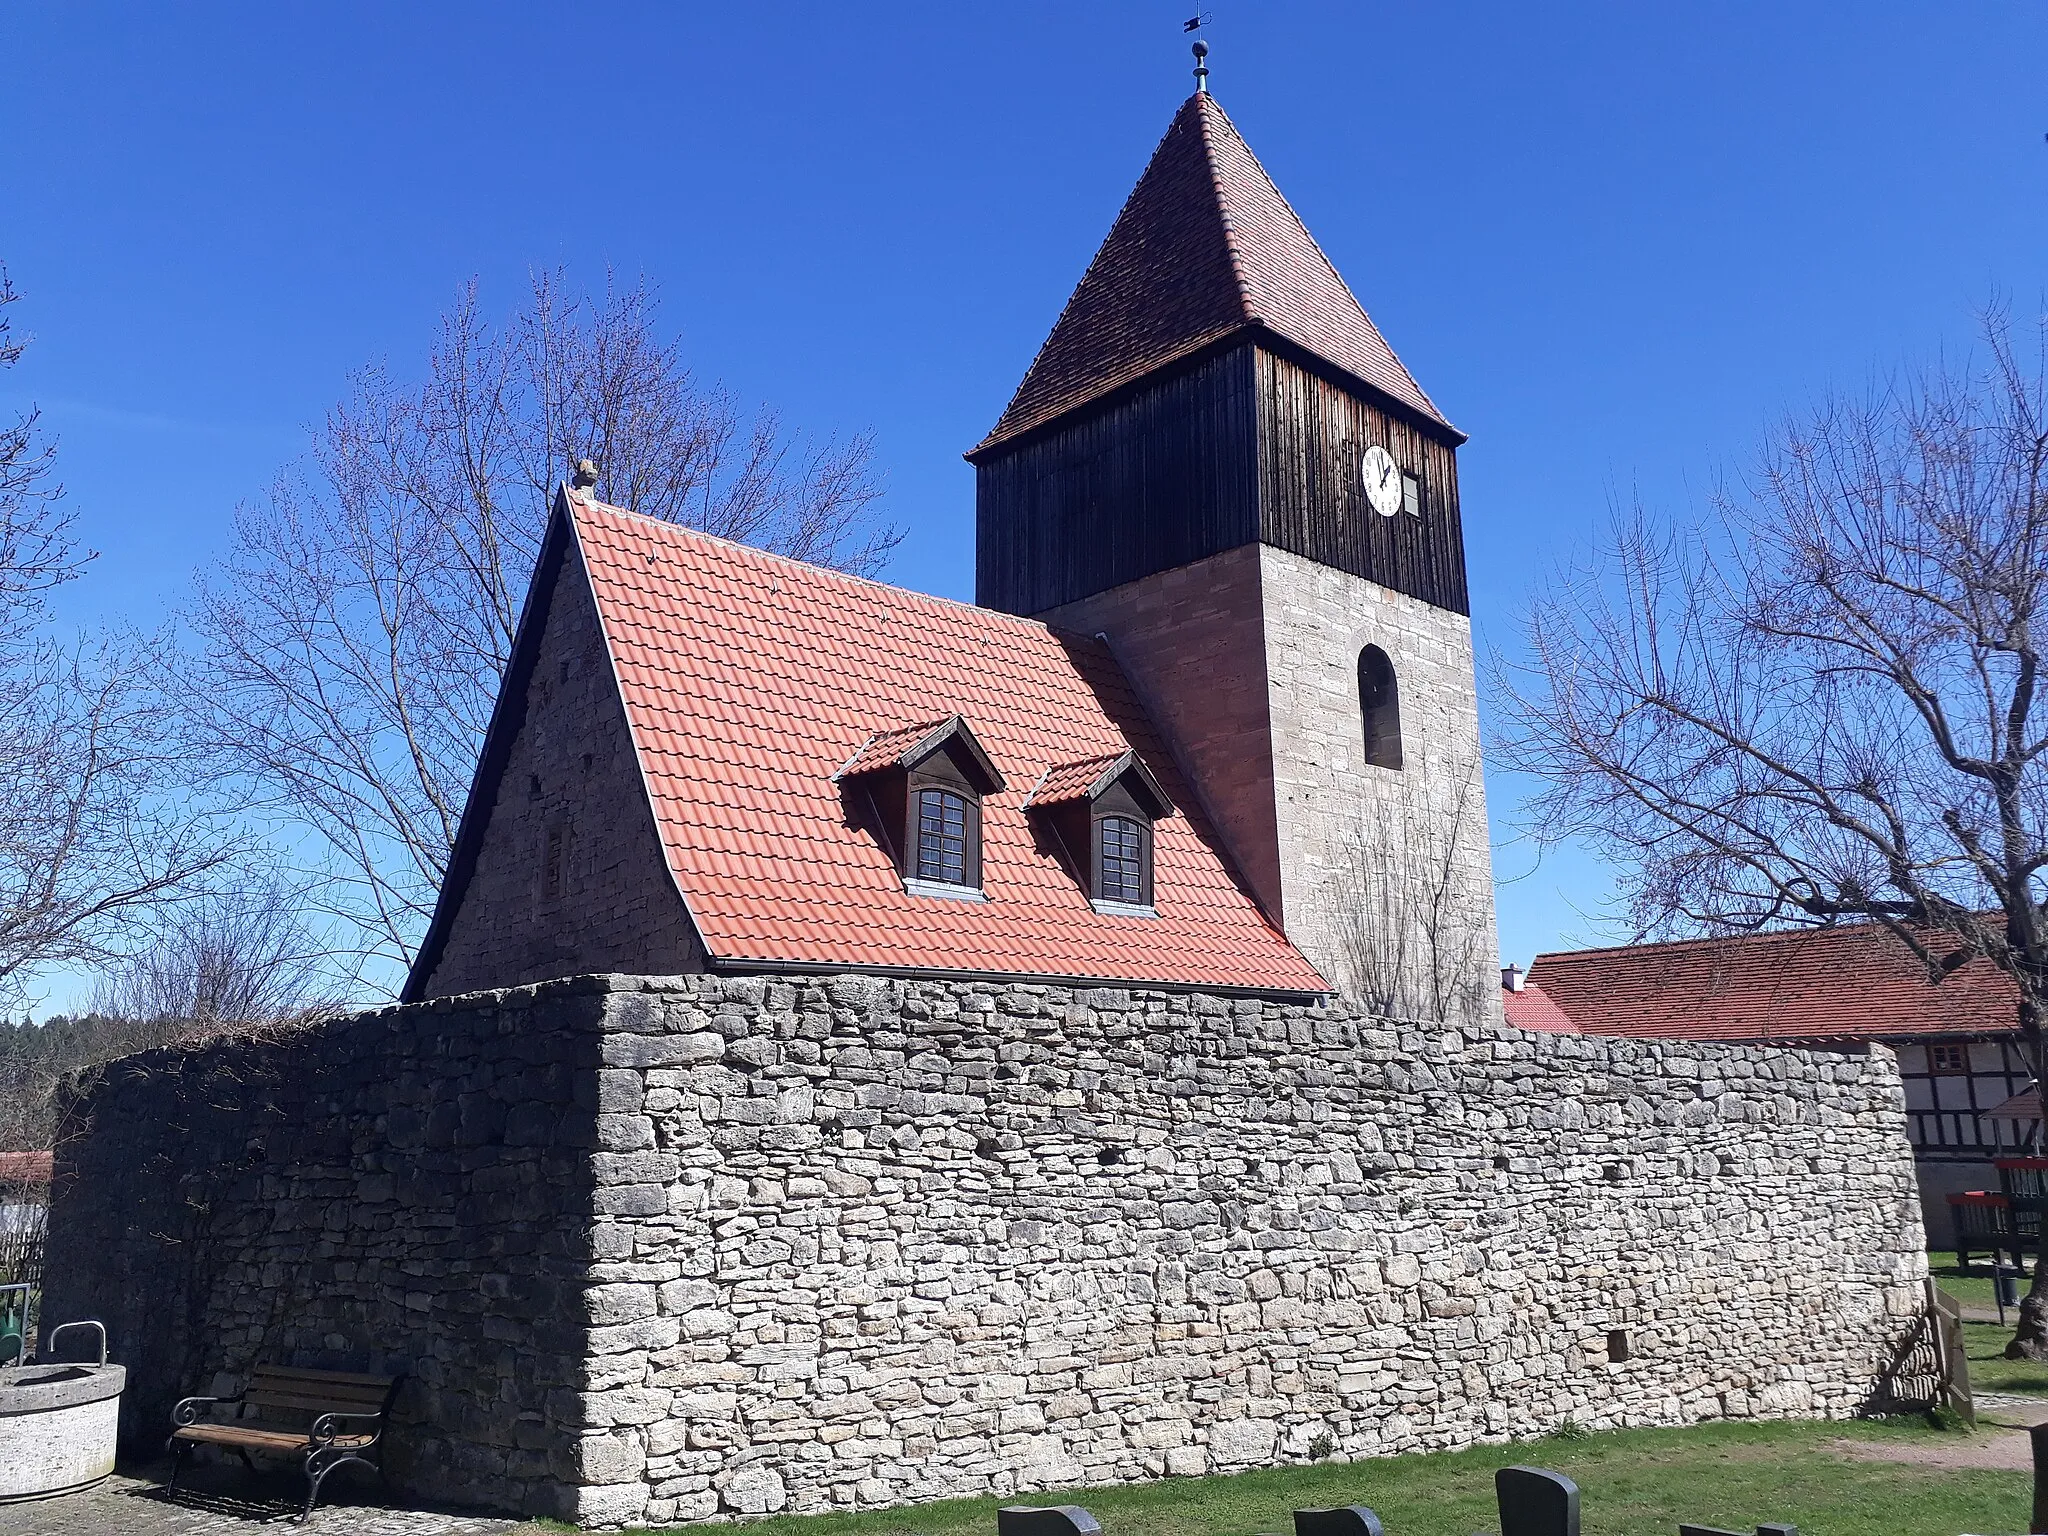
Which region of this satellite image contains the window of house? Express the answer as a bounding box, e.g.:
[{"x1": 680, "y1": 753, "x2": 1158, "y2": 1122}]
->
[
  {"x1": 1929, "y1": 1043, "x2": 1969, "y2": 1075},
  {"x1": 1401, "y1": 471, "x2": 1421, "y2": 517},
  {"x1": 835, "y1": 715, "x2": 1001, "y2": 900},
  {"x1": 915, "y1": 788, "x2": 973, "y2": 886},
  {"x1": 1096, "y1": 815, "x2": 1149, "y2": 905},
  {"x1": 1359, "y1": 645, "x2": 1403, "y2": 770},
  {"x1": 1025, "y1": 749, "x2": 1173, "y2": 913}
]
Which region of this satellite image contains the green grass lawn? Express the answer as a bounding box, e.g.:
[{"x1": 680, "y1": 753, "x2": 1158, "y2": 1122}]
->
[
  {"x1": 535, "y1": 1419, "x2": 2028, "y2": 1536},
  {"x1": 1929, "y1": 1250, "x2": 2002, "y2": 1311},
  {"x1": 1964, "y1": 1318, "x2": 2048, "y2": 1396}
]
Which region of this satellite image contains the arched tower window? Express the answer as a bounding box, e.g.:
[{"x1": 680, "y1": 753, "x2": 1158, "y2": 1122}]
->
[{"x1": 1359, "y1": 645, "x2": 1403, "y2": 770}]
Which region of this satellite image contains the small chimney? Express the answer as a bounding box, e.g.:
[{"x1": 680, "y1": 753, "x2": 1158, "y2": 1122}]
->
[
  {"x1": 1501, "y1": 963, "x2": 1526, "y2": 993},
  {"x1": 571, "y1": 458, "x2": 600, "y2": 490}
]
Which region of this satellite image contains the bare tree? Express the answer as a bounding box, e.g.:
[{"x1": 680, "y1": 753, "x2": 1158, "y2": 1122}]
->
[
  {"x1": 0, "y1": 274, "x2": 75, "y2": 647},
  {"x1": 91, "y1": 878, "x2": 347, "y2": 1031},
  {"x1": 1497, "y1": 312, "x2": 2048, "y2": 1352},
  {"x1": 1329, "y1": 768, "x2": 1490, "y2": 1023},
  {"x1": 0, "y1": 882, "x2": 339, "y2": 1157},
  {"x1": 189, "y1": 271, "x2": 900, "y2": 975},
  {"x1": 0, "y1": 266, "x2": 232, "y2": 1009}
]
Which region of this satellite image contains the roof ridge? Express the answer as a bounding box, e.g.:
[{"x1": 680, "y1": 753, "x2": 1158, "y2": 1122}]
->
[
  {"x1": 1194, "y1": 95, "x2": 1257, "y2": 322},
  {"x1": 1197, "y1": 94, "x2": 1450, "y2": 429},
  {"x1": 568, "y1": 491, "x2": 1104, "y2": 643},
  {"x1": 1532, "y1": 920, "x2": 1892, "y2": 968}
]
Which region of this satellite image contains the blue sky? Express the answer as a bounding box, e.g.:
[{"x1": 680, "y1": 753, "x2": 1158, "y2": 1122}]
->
[{"x1": 5, "y1": 2, "x2": 2045, "y2": 986}]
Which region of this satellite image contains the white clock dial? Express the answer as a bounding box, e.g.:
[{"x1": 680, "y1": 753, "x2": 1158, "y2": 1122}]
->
[{"x1": 1361, "y1": 444, "x2": 1401, "y2": 517}]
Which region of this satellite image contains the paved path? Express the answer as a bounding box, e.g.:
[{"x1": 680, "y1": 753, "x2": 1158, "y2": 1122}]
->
[
  {"x1": 0, "y1": 1463, "x2": 527, "y2": 1536},
  {"x1": 1975, "y1": 1390, "x2": 2048, "y2": 1426}
]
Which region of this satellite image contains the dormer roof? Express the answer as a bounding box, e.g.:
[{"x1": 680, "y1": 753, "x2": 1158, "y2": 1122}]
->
[
  {"x1": 1025, "y1": 749, "x2": 1173, "y2": 819},
  {"x1": 971, "y1": 91, "x2": 1457, "y2": 457},
  {"x1": 835, "y1": 715, "x2": 1004, "y2": 795}
]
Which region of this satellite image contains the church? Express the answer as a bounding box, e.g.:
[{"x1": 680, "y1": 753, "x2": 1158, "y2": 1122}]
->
[
  {"x1": 49, "y1": 73, "x2": 1926, "y2": 1528},
  {"x1": 404, "y1": 78, "x2": 1495, "y2": 1015}
]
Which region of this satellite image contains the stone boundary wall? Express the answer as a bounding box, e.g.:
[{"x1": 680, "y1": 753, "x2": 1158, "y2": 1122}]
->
[
  {"x1": 44, "y1": 973, "x2": 1926, "y2": 1527},
  {"x1": 40, "y1": 983, "x2": 610, "y2": 1515}
]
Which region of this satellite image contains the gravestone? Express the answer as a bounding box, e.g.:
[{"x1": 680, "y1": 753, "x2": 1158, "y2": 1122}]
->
[
  {"x1": 1497, "y1": 1466, "x2": 1580, "y2": 1536},
  {"x1": 1295, "y1": 1506, "x2": 1386, "y2": 1536},
  {"x1": 998, "y1": 1506, "x2": 1103, "y2": 1536}
]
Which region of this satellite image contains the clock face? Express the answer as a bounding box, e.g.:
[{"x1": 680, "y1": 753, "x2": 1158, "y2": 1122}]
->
[{"x1": 1361, "y1": 444, "x2": 1401, "y2": 517}]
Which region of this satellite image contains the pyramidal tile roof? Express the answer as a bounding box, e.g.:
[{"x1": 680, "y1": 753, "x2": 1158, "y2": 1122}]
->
[
  {"x1": 1527, "y1": 923, "x2": 2020, "y2": 1043},
  {"x1": 562, "y1": 491, "x2": 1328, "y2": 994},
  {"x1": 974, "y1": 91, "x2": 1454, "y2": 454}
]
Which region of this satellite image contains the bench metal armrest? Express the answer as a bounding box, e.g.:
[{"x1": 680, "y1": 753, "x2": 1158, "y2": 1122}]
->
[
  {"x1": 171, "y1": 1392, "x2": 244, "y2": 1428},
  {"x1": 309, "y1": 1409, "x2": 387, "y2": 1448}
]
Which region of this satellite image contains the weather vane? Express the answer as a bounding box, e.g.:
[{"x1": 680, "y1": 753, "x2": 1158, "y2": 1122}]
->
[{"x1": 1184, "y1": 12, "x2": 1211, "y2": 92}]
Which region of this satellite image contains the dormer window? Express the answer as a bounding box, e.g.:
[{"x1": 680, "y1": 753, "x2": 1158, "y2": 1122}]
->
[
  {"x1": 915, "y1": 787, "x2": 974, "y2": 886},
  {"x1": 1097, "y1": 815, "x2": 1147, "y2": 905},
  {"x1": 1025, "y1": 749, "x2": 1174, "y2": 914},
  {"x1": 834, "y1": 715, "x2": 1004, "y2": 900}
]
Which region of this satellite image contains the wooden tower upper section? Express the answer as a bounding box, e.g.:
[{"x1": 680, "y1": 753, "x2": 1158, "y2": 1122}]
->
[{"x1": 969, "y1": 90, "x2": 1469, "y2": 619}]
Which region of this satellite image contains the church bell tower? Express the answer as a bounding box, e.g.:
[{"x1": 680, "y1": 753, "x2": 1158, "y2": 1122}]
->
[{"x1": 968, "y1": 82, "x2": 1496, "y2": 1017}]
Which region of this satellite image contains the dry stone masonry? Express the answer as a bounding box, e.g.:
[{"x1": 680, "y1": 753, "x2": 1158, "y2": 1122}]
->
[{"x1": 44, "y1": 973, "x2": 1926, "y2": 1527}]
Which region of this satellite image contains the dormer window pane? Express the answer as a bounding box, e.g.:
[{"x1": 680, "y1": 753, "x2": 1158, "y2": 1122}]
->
[
  {"x1": 1098, "y1": 816, "x2": 1145, "y2": 904},
  {"x1": 916, "y1": 788, "x2": 971, "y2": 885}
]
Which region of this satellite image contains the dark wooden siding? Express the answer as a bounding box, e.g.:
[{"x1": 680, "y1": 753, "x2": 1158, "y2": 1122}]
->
[
  {"x1": 1253, "y1": 348, "x2": 1469, "y2": 615},
  {"x1": 972, "y1": 339, "x2": 1468, "y2": 617},
  {"x1": 975, "y1": 345, "x2": 1260, "y2": 616}
]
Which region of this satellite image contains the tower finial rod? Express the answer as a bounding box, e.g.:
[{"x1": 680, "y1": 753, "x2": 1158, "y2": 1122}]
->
[{"x1": 1192, "y1": 38, "x2": 1209, "y2": 93}]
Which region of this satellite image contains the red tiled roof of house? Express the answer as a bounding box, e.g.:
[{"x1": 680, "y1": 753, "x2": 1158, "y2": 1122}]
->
[
  {"x1": 1501, "y1": 981, "x2": 1582, "y2": 1035},
  {"x1": 1025, "y1": 753, "x2": 1128, "y2": 808},
  {"x1": 1527, "y1": 924, "x2": 2020, "y2": 1043},
  {"x1": 0, "y1": 1150, "x2": 52, "y2": 1186},
  {"x1": 567, "y1": 492, "x2": 1329, "y2": 994},
  {"x1": 971, "y1": 92, "x2": 1455, "y2": 455},
  {"x1": 835, "y1": 719, "x2": 961, "y2": 781}
]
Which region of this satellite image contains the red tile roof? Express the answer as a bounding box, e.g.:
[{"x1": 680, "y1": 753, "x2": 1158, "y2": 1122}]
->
[
  {"x1": 972, "y1": 92, "x2": 1455, "y2": 456},
  {"x1": 0, "y1": 1150, "x2": 51, "y2": 1187},
  {"x1": 835, "y1": 720, "x2": 954, "y2": 780},
  {"x1": 1527, "y1": 924, "x2": 2021, "y2": 1043},
  {"x1": 1501, "y1": 982, "x2": 1582, "y2": 1035},
  {"x1": 567, "y1": 492, "x2": 1328, "y2": 994},
  {"x1": 1025, "y1": 753, "x2": 1129, "y2": 808}
]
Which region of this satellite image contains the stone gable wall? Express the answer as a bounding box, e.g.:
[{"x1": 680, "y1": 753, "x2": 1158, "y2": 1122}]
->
[
  {"x1": 44, "y1": 974, "x2": 1926, "y2": 1528},
  {"x1": 419, "y1": 540, "x2": 705, "y2": 1000}
]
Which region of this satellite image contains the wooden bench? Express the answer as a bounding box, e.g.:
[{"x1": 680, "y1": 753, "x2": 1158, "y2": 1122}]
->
[{"x1": 165, "y1": 1363, "x2": 404, "y2": 1521}]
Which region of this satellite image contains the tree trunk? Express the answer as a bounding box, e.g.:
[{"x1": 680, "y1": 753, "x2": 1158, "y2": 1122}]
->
[
  {"x1": 2010, "y1": 1216, "x2": 2048, "y2": 1360},
  {"x1": 2007, "y1": 1015, "x2": 2048, "y2": 1359}
]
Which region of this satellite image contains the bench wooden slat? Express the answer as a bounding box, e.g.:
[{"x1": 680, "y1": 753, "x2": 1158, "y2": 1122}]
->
[
  {"x1": 245, "y1": 1392, "x2": 388, "y2": 1415},
  {"x1": 173, "y1": 1424, "x2": 375, "y2": 1453},
  {"x1": 249, "y1": 1365, "x2": 397, "y2": 1389},
  {"x1": 246, "y1": 1380, "x2": 393, "y2": 1402}
]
